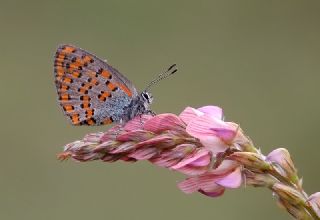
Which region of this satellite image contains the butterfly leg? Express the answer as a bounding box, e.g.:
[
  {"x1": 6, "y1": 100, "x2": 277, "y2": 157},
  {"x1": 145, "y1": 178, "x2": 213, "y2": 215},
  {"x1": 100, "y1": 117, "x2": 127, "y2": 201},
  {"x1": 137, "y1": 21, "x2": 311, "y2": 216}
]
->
[
  {"x1": 145, "y1": 110, "x2": 156, "y2": 116},
  {"x1": 114, "y1": 119, "x2": 126, "y2": 136},
  {"x1": 137, "y1": 110, "x2": 156, "y2": 128},
  {"x1": 139, "y1": 114, "x2": 144, "y2": 128}
]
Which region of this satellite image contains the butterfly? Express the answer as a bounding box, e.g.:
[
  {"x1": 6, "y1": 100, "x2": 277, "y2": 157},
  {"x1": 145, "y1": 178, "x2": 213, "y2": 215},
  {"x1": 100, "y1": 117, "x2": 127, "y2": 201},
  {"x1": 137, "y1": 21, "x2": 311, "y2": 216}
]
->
[{"x1": 54, "y1": 44, "x2": 177, "y2": 126}]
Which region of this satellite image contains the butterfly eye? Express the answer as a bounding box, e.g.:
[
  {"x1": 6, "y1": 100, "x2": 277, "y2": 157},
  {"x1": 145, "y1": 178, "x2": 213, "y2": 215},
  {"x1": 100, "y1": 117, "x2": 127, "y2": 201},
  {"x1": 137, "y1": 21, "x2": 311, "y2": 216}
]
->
[
  {"x1": 142, "y1": 92, "x2": 153, "y2": 104},
  {"x1": 142, "y1": 93, "x2": 150, "y2": 100},
  {"x1": 142, "y1": 93, "x2": 149, "y2": 100}
]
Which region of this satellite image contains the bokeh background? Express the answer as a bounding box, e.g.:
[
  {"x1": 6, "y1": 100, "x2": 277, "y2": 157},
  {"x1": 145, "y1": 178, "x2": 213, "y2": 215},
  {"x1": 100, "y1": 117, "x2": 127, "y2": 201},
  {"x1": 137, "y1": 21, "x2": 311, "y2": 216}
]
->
[{"x1": 1, "y1": 1, "x2": 319, "y2": 219}]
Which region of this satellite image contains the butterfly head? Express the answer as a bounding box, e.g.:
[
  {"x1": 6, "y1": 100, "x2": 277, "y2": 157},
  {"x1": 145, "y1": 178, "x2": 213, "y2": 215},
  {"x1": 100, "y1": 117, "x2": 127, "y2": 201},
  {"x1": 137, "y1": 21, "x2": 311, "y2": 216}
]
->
[{"x1": 137, "y1": 64, "x2": 177, "y2": 114}]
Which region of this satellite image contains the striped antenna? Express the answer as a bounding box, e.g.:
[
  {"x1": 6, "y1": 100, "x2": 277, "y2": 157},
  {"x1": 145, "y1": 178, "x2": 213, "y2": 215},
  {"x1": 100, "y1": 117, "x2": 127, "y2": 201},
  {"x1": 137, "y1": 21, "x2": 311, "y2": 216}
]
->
[{"x1": 145, "y1": 64, "x2": 177, "y2": 92}]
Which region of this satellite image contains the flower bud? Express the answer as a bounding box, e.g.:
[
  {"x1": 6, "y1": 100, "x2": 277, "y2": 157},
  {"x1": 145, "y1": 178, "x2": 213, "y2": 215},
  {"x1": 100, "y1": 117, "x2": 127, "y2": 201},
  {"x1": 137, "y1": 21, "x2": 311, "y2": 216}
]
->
[
  {"x1": 277, "y1": 198, "x2": 312, "y2": 219},
  {"x1": 244, "y1": 170, "x2": 277, "y2": 188},
  {"x1": 267, "y1": 148, "x2": 298, "y2": 184},
  {"x1": 272, "y1": 183, "x2": 305, "y2": 206},
  {"x1": 227, "y1": 152, "x2": 272, "y2": 172},
  {"x1": 307, "y1": 192, "x2": 320, "y2": 218}
]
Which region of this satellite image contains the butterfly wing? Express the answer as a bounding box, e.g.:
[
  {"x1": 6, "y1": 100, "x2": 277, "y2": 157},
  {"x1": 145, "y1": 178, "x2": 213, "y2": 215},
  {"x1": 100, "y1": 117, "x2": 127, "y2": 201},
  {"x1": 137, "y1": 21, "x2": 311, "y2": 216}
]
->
[{"x1": 54, "y1": 44, "x2": 138, "y2": 125}]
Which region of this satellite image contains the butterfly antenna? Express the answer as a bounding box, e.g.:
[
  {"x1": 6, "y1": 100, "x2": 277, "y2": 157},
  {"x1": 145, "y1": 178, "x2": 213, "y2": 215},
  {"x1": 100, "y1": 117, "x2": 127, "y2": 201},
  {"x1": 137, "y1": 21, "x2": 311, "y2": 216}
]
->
[{"x1": 145, "y1": 64, "x2": 178, "y2": 92}]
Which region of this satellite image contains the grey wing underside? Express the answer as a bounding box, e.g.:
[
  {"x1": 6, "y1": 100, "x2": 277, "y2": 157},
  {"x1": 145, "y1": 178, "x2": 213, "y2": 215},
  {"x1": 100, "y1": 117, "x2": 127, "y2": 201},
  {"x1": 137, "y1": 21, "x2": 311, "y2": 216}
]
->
[
  {"x1": 61, "y1": 44, "x2": 139, "y2": 97},
  {"x1": 54, "y1": 44, "x2": 139, "y2": 125}
]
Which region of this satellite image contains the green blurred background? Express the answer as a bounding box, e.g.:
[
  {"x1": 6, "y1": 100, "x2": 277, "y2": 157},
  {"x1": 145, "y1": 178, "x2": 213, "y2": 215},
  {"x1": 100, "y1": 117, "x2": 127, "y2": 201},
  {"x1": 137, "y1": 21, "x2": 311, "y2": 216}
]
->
[{"x1": 1, "y1": 0, "x2": 319, "y2": 219}]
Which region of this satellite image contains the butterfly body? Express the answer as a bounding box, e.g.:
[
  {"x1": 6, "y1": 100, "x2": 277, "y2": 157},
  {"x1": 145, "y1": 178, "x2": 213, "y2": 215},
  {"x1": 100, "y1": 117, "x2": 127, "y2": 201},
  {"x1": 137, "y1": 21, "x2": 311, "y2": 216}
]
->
[{"x1": 54, "y1": 44, "x2": 153, "y2": 126}]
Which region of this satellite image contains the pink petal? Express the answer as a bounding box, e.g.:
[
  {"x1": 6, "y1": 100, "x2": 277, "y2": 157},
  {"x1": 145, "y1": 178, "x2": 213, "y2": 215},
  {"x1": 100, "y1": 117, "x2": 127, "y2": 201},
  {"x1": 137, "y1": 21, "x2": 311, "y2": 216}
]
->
[
  {"x1": 307, "y1": 192, "x2": 320, "y2": 217},
  {"x1": 171, "y1": 149, "x2": 211, "y2": 169},
  {"x1": 199, "y1": 136, "x2": 229, "y2": 154},
  {"x1": 174, "y1": 165, "x2": 209, "y2": 175},
  {"x1": 143, "y1": 113, "x2": 186, "y2": 134},
  {"x1": 210, "y1": 128, "x2": 237, "y2": 143},
  {"x1": 267, "y1": 148, "x2": 288, "y2": 163},
  {"x1": 149, "y1": 157, "x2": 180, "y2": 168},
  {"x1": 128, "y1": 147, "x2": 159, "y2": 160},
  {"x1": 197, "y1": 106, "x2": 223, "y2": 119},
  {"x1": 108, "y1": 142, "x2": 136, "y2": 154},
  {"x1": 216, "y1": 167, "x2": 242, "y2": 188},
  {"x1": 197, "y1": 173, "x2": 222, "y2": 191},
  {"x1": 123, "y1": 114, "x2": 153, "y2": 131},
  {"x1": 186, "y1": 114, "x2": 237, "y2": 144},
  {"x1": 135, "y1": 133, "x2": 177, "y2": 148},
  {"x1": 189, "y1": 153, "x2": 212, "y2": 167},
  {"x1": 93, "y1": 140, "x2": 117, "y2": 153},
  {"x1": 101, "y1": 124, "x2": 123, "y2": 141},
  {"x1": 116, "y1": 130, "x2": 155, "y2": 142},
  {"x1": 195, "y1": 165, "x2": 239, "y2": 191},
  {"x1": 63, "y1": 140, "x2": 85, "y2": 151},
  {"x1": 150, "y1": 144, "x2": 197, "y2": 169},
  {"x1": 266, "y1": 148, "x2": 297, "y2": 179},
  {"x1": 83, "y1": 132, "x2": 104, "y2": 142},
  {"x1": 199, "y1": 186, "x2": 225, "y2": 197},
  {"x1": 161, "y1": 144, "x2": 196, "y2": 159},
  {"x1": 102, "y1": 154, "x2": 123, "y2": 162},
  {"x1": 177, "y1": 177, "x2": 200, "y2": 194},
  {"x1": 207, "y1": 160, "x2": 239, "y2": 175},
  {"x1": 179, "y1": 107, "x2": 204, "y2": 125},
  {"x1": 226, "y1": 122, "x2": 249, "y2": 144},
  {"x1": 170, "y1": 149, "x2": 211, "y2": 175},
  {"x1": 176, "y1": 161, "x2": 240, "y2": 196}
]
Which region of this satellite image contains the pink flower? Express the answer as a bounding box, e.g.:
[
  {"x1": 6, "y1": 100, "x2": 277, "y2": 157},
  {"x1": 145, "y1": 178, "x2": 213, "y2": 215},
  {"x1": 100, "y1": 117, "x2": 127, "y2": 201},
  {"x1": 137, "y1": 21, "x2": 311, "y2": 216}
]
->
[
  {"x1": 178, "y1": 160, "x2": 242, "y2": 197},
  {"x1": 59, "y1": 106, "x2": 250, "y2": 197},
  {"x1": 57, "y1": 105, "x2": 320, "y2": 218},
  {"x1": 175, "y1": 106, "x2": 252, "y2": 196},
  {"x1": 180, "y1": 106, "x2": 248, "y2": 154}
]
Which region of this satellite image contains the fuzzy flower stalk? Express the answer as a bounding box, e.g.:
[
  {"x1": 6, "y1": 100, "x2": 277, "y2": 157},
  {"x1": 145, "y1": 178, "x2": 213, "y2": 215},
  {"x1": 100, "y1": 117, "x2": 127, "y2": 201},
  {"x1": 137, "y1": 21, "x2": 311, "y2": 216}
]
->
[{"x1": 58, "y1": 106, "x2": 320, "y2": 219}]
